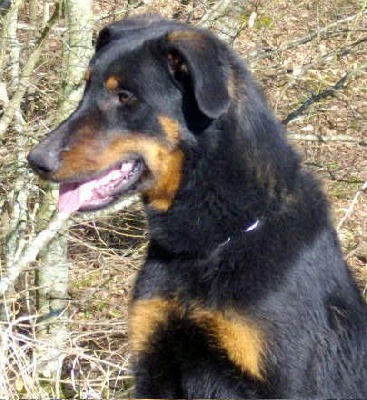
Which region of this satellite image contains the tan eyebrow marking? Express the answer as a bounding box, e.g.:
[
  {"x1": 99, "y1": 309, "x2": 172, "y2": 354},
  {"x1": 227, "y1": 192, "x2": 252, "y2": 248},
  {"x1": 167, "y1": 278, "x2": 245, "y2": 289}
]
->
[{"x1": 105, "y1": 76, "x2": 120, "y2": 91}]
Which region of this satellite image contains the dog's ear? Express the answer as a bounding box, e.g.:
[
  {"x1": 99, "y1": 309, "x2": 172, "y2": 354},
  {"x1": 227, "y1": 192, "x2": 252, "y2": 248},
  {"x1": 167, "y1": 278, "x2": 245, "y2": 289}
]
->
[
  {"x1": 95, "y1": 25, "x2": 116, "y2": 52},
  {"x1": 96, "y1": 15, "x2": 165, "y2": 52},
  {"x1": 164, "y1": 30, "x2": 231, "y2": 119},
  {"x1": 95, "y1": 21, "x2": 134, "y2": 52}
]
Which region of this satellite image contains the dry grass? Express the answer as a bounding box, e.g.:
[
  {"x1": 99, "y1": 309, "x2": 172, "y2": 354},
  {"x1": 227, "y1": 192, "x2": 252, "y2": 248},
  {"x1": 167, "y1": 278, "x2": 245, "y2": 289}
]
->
[{"x1": 0, "y1": 0, "x2": 366, "y2": 398}]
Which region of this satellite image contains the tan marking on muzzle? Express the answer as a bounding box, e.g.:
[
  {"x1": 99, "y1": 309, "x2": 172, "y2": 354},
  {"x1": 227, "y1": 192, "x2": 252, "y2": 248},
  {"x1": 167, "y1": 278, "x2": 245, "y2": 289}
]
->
[{"x1": 53, "y1": 130, "x2": 184, "y2": 211}]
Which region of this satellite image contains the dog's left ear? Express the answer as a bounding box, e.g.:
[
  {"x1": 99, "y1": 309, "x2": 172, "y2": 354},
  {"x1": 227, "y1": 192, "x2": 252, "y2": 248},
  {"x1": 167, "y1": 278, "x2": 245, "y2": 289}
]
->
[
  {"x1": 95, "y1": 25, "x2": 118, "y2": 51},
  {"x1": 163, "y1": 30, "x2": 231, "y2": 119},
  {"x1": 96, "y1": 15, "x2": 164, "y2": 52}
]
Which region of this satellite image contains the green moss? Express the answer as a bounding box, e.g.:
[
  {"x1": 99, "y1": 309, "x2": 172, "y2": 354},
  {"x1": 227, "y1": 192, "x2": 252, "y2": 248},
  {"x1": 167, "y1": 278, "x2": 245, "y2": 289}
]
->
[
  {"x1": 329, "y1": 180, "x2": 360, "y2": 199},
  {"x1": 350, "y1": 120, "x2": 359, "y2": 130},
  {"x1": 255, "y1": 15, "x2": 273, "y2": 29},
  {"x1": 238, "y1": 13, "x2": 273, "y2": 29}
]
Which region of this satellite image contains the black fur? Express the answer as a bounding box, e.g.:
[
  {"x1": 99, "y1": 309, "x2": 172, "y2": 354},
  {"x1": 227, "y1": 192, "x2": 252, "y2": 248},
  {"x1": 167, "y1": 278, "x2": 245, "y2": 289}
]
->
[{"x1": 28, "y1": 15, "x2": 367, "y2": 399}]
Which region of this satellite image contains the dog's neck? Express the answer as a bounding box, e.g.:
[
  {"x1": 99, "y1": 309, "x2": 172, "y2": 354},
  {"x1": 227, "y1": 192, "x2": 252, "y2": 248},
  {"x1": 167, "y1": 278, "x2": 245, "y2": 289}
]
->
[
  {"x1": 146, "y1": 75, "x2": 303, "y2": 257},
  {"x1": 145, "y1": 127, "x2": 291, "y2": 257}
]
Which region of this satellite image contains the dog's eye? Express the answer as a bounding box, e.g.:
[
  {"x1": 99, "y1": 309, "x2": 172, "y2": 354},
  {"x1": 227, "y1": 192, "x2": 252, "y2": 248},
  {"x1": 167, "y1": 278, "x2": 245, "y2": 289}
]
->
[{"x1": 118, "y1": 90, "x2": 135, "y2": 104}]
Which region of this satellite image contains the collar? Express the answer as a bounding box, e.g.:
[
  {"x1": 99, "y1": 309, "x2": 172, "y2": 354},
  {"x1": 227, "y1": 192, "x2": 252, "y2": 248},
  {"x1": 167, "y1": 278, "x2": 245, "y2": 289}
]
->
[
  {"x1": 244, "y1": 219, "x2": 261, "y2": 232},
  {"x1": 217, "y1": 218, "x2": 263, "y2": 250}
]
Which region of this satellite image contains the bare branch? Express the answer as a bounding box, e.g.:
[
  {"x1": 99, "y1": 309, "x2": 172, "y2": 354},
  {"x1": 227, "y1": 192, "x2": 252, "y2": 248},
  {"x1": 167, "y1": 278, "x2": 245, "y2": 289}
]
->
[
  {"x1": 0, "y1": 1, "x2": 61, "y2": 138},
  {"x1": 287, "y1": 133, "x2": 366, "y2": 146},
  {"x1": 3, "y1": 0, "x2": 29, "y2": 269},
  {"x1": 0, "y1": 195, "x2": 139, "y2": 297},
  {"x1": 290, "y1": 37, "x2": 367, "y2": 80},
  {"x1": 200, "y1": 0, "x2": 245, "y2": 43},
  {"x1": 282, "y1": 62, "x2": 367, "y2": 125},
  {"x1": 337, "y1": 181, "x2": 367, "y2": 232},
  {"x1": 248, "y1": 9, "x2": 367, "y2": 61},
  {"x1": 0, "y1": 212, "x2": 69, "y2": 297},
  {"x1": 0, "y1": 0, "x2": 24, "y2": 74}
]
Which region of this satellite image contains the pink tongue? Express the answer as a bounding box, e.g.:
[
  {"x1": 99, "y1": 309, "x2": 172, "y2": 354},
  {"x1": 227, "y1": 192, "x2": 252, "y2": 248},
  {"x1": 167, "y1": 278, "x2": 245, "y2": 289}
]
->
[
  {"x1": 58, "y1": 180, "x2": 95, "y2": 215},
  {"x1": 58, "y1": 162, "x2": 135, "y2": 215}
]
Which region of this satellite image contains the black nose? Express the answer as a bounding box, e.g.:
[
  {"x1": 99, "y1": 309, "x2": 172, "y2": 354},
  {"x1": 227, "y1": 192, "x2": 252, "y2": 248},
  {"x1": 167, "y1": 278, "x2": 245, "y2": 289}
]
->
[{"x1": 27, "y1": 146, "x2": 60, "y2": 176}]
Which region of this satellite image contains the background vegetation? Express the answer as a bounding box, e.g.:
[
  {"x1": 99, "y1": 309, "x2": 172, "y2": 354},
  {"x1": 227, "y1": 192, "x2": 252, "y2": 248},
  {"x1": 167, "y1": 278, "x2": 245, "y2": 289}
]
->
[{"x1": 0, "y1": 0, "x2": 366, "y2": 398}]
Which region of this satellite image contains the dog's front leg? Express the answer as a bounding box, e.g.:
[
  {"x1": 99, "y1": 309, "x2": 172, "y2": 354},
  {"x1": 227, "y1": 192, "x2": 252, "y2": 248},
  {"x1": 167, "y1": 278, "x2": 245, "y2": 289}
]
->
[
  {"x1": 130, "y1": 295, "x2": 184, "y2": 398},
  {"x1": 133, "y1": 354, "x2": 183, "y2": 399}
]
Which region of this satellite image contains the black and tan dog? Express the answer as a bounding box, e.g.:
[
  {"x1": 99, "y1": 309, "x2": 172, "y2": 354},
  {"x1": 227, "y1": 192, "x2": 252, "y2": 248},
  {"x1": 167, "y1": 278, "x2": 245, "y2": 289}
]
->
[{"x1": 28, "y1": 14, "x2": 367, "y2": 399}]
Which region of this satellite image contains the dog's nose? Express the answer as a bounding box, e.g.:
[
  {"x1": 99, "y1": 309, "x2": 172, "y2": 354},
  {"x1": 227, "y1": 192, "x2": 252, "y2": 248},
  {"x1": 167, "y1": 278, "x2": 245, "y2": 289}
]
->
[{"x1": 27, "y1": 146, "x2": 60, "y2": 176}]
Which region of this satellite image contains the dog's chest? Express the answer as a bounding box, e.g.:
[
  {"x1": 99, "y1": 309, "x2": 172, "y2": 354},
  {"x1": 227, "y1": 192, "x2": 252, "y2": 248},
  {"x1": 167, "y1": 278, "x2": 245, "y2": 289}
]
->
[{"x1": 129, "y1": 297, "x2": 266, "y2": 380}]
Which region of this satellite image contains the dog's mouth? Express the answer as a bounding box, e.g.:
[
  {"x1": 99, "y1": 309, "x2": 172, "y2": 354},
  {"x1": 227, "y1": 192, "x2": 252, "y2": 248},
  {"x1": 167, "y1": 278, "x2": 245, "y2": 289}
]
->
[{"x1": 58, "y1": 158, "x2": 145, "y2": 214}]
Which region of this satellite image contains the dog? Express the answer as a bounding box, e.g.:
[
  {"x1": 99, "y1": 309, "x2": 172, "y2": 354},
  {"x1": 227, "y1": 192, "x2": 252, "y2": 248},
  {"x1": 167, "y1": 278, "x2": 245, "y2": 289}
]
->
[{"x1": 28, "y1": 14, "x2": 367, "y2": 399}]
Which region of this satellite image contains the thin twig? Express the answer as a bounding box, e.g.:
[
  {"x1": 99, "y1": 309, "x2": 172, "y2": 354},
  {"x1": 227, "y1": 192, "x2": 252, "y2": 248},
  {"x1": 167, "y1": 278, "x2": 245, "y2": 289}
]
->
[
  {"x1": 0, "y1": 212, "x2": 70, "y2": 297},
  {"x1": 4, "y1": 0, "x2": 29, "y2": 269},
  {"x1": 0, "y1": 1, "x2": 61, "y2": 138},
  {"x1": 337, "y1": 181, "x2": 367, "y2": 232},
  {"x1": 200, "y1": 0, "x2": 245, "y2": 43},
  {"x1": 287, "y1": 133, "x2": 366, "y2": 145},
  {"x1": 0, "y1": 195, "x2": 139, "y2": 297},
  {"x1": 248, "y1": 9, "x2": 367, "y2": 61},
  {"x1": 293, "y1": 37, "x2": 367, "y2": 77},
  {"x1": 282, "y1": 62, "x2": 367, "y2": 125}
]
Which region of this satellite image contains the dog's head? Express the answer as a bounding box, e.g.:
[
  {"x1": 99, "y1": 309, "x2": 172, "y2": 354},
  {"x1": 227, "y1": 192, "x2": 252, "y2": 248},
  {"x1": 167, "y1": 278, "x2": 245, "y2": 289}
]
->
[{"x1": 27, "y1": 15, "x2": 232, "y2": 214}]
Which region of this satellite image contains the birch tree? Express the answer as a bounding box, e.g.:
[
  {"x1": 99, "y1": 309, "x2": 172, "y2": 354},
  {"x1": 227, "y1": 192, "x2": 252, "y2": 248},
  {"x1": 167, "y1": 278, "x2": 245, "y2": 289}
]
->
[
  {"x1": 34, "y1": 0, "x2": 94, "y2": 381},
  {"x1": 0, "y1": 0, "x2": 93, "y2": 392},
  {"x1": 0, "y1": 1, "x2": 63, "y2": 396},
  {"x1": 200, "y1": 0, "x2": 245, "y2": 43}
]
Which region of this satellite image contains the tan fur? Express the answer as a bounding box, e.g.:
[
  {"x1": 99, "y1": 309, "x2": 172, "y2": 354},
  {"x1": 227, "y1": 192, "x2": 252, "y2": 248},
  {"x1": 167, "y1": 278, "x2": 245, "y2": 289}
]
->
[
  {"x1": 130, "y1": 298, "x2": 266, "y2": 380},
  {"x1": 158, "y1": 115, "x2": 180, "y2": 143},
  {"x1": 105, "y1": 76, "x2": 120, "y2": 90},
  {"x1": 192, "y1": 308, "x2": 266, "y2": 380},
  {"x1": 84, "y1": 68, "x2": 91, "y2": 82},
  {"x1": 54, "y1": 123, "x2": 184, "y2": 211},
  {"x1": 129, "y1": 298, "x2": 177, "y2": 354}
]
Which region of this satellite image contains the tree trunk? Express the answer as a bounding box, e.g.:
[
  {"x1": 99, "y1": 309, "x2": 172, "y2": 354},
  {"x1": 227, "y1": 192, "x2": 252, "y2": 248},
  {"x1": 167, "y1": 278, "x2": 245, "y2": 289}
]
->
[
  {"x1": 200, "y1": 0, "x2": 245, "y2": 44},
  {"x1": 35, "y1": 0, "x2": 93, "y2": 381}
]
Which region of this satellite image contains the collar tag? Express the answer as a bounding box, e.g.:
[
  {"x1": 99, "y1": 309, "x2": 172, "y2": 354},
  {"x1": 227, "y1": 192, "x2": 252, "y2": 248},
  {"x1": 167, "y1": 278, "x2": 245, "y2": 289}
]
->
[{"x1": 244, "y1": 219, "x2": 260, "y2": 232}]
